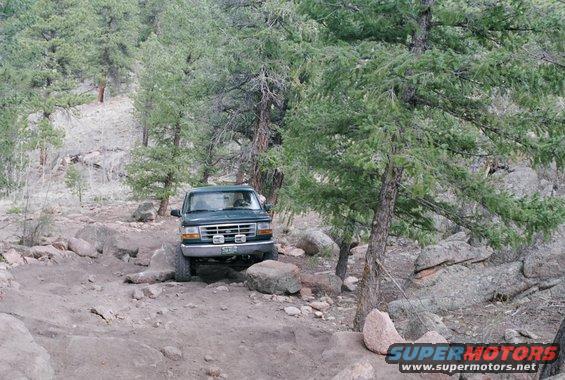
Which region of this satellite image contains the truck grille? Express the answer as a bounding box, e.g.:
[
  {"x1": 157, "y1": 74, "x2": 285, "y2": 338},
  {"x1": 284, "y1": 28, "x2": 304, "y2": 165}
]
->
[{"x1": 199, "y1": 223, "x2": 257, "y2": 242}]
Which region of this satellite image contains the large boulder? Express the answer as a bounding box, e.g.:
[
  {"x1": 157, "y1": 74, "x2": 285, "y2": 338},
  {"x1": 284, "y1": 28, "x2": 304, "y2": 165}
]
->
[
  {"x1": 0, "y1": 265, "x2": 17, "y2": 288},
  {"x1": 388, "y1": 262, "x2": 532, "y2": 319},
  {"x1": 246, "y1": 260, "x2": 301, "y2": 294},
  {"x1": 415, "y1": 236, "x2": 493, "y2": 272},
  {"x1": 363, "y1": 309, "x2": 406, "y2": 355},
  {"x1": 499, "y1": 166, "x2": 540, "y2": 197},
  {"x1": 148, "y1": 244, "x2": 175, "y2": 271},
  {"x1": 67, "y1": 237, "x2": 98, "y2": 258},
  {"x1": 401, "y1": 311, "x2": 452, "y2": 341},
  {"x1": 124, "y1": 244, "x2": 175, "y2": 284},
  {"x1": 2, "y1": 248, "x2": 26, "y2": 266},
  {"x1": 132, "y1": 202, "x2": 157, "y2": 222},
  {"x1": 523, "y1": 225, "x2": 564, "y2": 279},
  {"x1": 103, "y1": 234, "x2": 139, "y2": 260},
  {"x1": 0, "y1": 313, "x2": 54, "y2": 380},
  {"x1": 75, "y1": 224, "x2": 118, "y2": 252},
  {"x1": 300, "y1": 272, "x2": 342, "y2": 295},
  {"x1": 295, "y1": 229, "x2": 339, "y2": 256}
]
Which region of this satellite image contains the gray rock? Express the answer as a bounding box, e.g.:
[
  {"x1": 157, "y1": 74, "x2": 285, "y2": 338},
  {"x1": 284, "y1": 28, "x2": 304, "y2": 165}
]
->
[
  {"x1": 415, "y1": 238, "x2": 493, "y2": 272},
  {"x1": 284, "y1": 306, "x2": 301, "y2": 316},
  {"x1": 30, "y1": 245, "x2": 65, "y2": 259},
  {"x1": 2, "y1": 248, "x2": 25, "y2": 266},
  {"x1": 161, "y1": 346, "x2": 182, "y2": 361},
  {"x1": 301, "y1": 272, "x2": 342, "y2": 295},
  {"x1": 296, "y1": 228, "x2": 339, "y2": 256},
  {"x1": 0, "y1": 267, "x2": 17, "y2": 288},
  {"x1": 389, "y1": 262, "x2": 533, "y2": 318},
  {"x1": 132, "y1": 288, "x2": 145, "y2": 300},
  {"x1": 402, "y1": 312, "x2": 452, "y2": 341},
  {"x1": 148, "y1": 244, "x2": 175, "y2": 271},
  {"x1": 0, "y1": 313, "x2": 54, "y2": 380},
  {"x1": 124, "y1": 270, "x2": 174, "y2": 284},
  {"x1": 523, "y1": 225, "x2": 565, "y2": 279},
  {"x1": 499, "y1": 166, "x2": 540, "y2": 197},
  {"x1": 68, "y1": 237, "x2": 98, "y2": 258},
  {"x1": 343, "y1": 276, "x2": 359, "y2": 292},
  {"x1": 246, "y1": 260, "x2": 301, "y2": 295},
  {"x1": 75, "y1": 224, "x2": 118, "y2": 252},
  {"x1": 132, "y1": 202, "x2": 157, "y2": 222},
  {"x1": 142, "y1": 284, "x2": 162, "y2": 299},
  {"x1": 103, "y1": 234, "x2": 139, "y2": 259}
]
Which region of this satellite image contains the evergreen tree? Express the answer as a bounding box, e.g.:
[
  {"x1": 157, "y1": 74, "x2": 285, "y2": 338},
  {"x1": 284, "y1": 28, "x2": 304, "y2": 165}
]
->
[
  {"x1": 9, "y1": 0, "x2": 90, "y2": 166},
  {"x1": 85, "y1": 0, "x2": 140, "y2": 102},
  {"x1": 290, "y1": 0, "x2": 564, "y2": 329},
  {"x1": 127, "y1": 1, "x2": 216, "y2": 215}
]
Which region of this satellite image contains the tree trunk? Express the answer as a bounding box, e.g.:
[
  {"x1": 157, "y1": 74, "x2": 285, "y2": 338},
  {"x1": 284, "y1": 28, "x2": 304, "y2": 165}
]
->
[
  {"x1": 158, "y1": 123, "x2": 182, "y2": 216},
  {"x1": 157, "y1": 196, "x2": 169, "y2": 216},
  {"x1": 266, "y1": 168, "x2": 284, "y2": 205},
  {"x1": 353, "y1": 161, "x2": 403, "y2": 330},
  {"x1": 335, "y1": 239, "x2": 350, "y2": 280},
  {"x1": 250, "y1": 68, "x2": 271, "y2": 192},
  {"x1": 352, "y1": 0, "x2": 434, "y2": 332},
  {"x1": 142, "y1": 125, "x2": 149, "y2": 147},
  {"x1": 97, "y1": 80, "x2": 106, "y2": 103}
]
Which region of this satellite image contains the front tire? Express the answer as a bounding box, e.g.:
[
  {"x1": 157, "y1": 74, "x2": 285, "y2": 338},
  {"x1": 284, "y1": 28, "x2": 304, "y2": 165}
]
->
[
  {"x1": 262, "y1": 245, "x2": 278, "y2": 261},
  {"x1": 175, "y1": 245, "x2": 192, "y2": 282}
]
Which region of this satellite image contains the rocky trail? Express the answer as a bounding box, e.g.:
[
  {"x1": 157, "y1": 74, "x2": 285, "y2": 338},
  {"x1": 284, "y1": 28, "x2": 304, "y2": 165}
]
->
[{"x1": 1, "y1": 201, "x2": 563, "y2": 379}]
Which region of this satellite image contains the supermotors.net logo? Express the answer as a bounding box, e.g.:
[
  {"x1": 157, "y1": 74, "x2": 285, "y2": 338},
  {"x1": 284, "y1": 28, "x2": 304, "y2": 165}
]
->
[{"x1": 386, "y1": 343, "x2": 559, "y2": 375}]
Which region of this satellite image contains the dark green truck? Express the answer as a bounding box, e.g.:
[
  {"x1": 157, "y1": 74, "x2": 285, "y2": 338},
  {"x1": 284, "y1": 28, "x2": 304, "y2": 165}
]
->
[{"x1": 170, "y1": 185, "x2": 277, "y2": 281}]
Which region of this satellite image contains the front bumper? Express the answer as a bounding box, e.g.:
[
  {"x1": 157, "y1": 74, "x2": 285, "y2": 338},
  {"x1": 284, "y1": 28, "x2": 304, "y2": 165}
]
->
[{"x1": 180, "y1": 240, "x2": 274, "y2": 258}]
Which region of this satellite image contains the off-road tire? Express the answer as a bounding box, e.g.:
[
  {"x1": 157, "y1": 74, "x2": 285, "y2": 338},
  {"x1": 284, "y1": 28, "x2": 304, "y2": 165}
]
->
[
  {"x1": 175, "y1": 245, "x2": 192, "y2": 282},
  {"x1": 262, "y1": 245, "x2": 279, "y2": 261}
]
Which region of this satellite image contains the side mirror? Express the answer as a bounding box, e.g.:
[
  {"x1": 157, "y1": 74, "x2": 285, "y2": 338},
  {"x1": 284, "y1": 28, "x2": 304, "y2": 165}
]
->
[
  {"x1": 264, "y1": 203, "x2": 273, "y2": 212},
  {"x1": 170, "y1": 209, "x2": 181, "y2": 217}
]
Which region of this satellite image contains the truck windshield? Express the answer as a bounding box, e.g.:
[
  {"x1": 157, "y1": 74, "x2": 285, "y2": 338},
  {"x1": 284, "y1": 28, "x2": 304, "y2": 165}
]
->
[{"x1": 186, "y1": 191, "x2": 261, "y2": 212}]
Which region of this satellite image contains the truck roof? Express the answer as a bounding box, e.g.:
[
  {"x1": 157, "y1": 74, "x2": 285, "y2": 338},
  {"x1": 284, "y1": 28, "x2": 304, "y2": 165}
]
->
[{"x1": 188, "y1": 185, "x2": 255, "y2": 194}]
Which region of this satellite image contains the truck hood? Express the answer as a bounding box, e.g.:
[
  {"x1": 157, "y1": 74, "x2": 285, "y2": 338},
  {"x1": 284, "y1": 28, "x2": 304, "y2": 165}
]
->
[{"x1": 181, "y1": 209, "x2": 270, "y2": 226}]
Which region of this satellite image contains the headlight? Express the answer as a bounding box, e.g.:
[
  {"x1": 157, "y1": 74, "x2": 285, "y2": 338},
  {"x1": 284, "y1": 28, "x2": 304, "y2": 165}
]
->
[
  {"x1": 257, "y1": 222, "x2": 272, "y2": 235},
  {"x1": 180, "y1": 226, "x2": 200, "y2": 240}
]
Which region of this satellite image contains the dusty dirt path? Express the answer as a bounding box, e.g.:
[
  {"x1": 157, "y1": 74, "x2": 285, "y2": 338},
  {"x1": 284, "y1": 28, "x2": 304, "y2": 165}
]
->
[{"x1": 1, "y1": 254, "x2": 336, "y2": 379}]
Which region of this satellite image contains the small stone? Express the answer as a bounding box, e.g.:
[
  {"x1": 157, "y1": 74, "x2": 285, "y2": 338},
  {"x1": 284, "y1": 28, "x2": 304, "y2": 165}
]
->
[
  {"x1": 142, "y1": 284, "x2": 162, "y2": 299},
  {"x1": 300, "y1": 306, "x2": 313, "y2": 315},
  {"x1": 286, "y1": 247, "x2": 305, "y2": 257},
  {"x1": 204, "y1": 354, "x2": 214, "y2": 362},
  {"x1": 220, "y1": 306, "x2": 228, "y2": 311},
  {"x1": 343, "y1": 276, "x2": 358, "y2": 292},
  {"x1": 300, "y1": 287, "x2": 314, "y2": 301},
  {"x1": 185, "y1": 303, "x2": 197, "y2": 308},
  {"x1": 309, "y1": 301, "x2": 331, "y2": 312},
  {"x1": 91, "y1": 285, "x2": 102, "y2": 291},
  {"x1": 132, "y1": 288, "x2": 145, "y2": 300},
  {"x1": 90, "y1": 306, "x2": 114, "y2": 322},
  {"x1": 284, "y1": 306, "x2": 301, "y2": 316},
  {"x1": 314, "y1": 311, "x2": 324, "y2": 318},
  {"x1": 206, "y1": 366, "x2": 223, "y2": 378},
  {"x1": 161, "y1": 346, "x2": 182, "y2": 361},
  {"x1": 215, "y1": 285, "x2": 229, "y2": 292},
  {"x1": 87, "y1": 275, "x2": 96, "y2": 283}
]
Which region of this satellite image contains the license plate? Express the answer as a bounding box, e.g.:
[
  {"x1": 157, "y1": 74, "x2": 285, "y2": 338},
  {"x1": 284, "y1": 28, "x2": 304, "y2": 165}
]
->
[{"x1": 221, "y1": 246, "x2": 238, "y2": 254}]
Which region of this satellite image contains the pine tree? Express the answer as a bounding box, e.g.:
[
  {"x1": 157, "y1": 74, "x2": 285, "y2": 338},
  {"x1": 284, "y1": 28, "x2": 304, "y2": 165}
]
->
[
  {"x1": 8, "y1": 0, "x2": 90, "y2": 166},
  {"x1": 84, "y1": 0, "x2": 140, "y2": 102},
  {"x1": 290, "y1": 0, "x2": 564, "y2": 329},
  {"x1": 127, "y1": 1, "x2": 216, "y2": 215}
]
